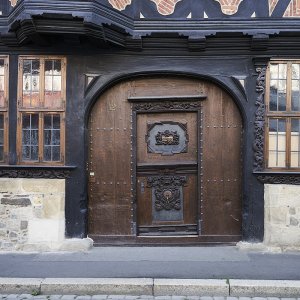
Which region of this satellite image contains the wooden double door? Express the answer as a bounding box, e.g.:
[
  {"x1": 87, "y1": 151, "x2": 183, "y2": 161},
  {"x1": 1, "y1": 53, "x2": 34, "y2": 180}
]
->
[{"x1": 88, "y1": 77, "x2": 243, "y2": 244}]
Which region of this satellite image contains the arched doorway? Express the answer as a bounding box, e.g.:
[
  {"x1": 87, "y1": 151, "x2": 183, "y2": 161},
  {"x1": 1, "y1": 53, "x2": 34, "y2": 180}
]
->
[{"x1": 88, "y1": 76, "x2": 243, "y2": 244}]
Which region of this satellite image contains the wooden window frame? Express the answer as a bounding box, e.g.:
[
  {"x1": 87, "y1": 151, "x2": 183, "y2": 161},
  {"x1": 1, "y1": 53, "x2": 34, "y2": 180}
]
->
[
  {"x1": 17, "y1": 56, "x2": 66, "y2": 165},
  {"x1": 265, "y1": 60, "x2": 300, "y2": 170},
  {"x1": 0, "y1": 56, "x2": 9, "y2": 164}
]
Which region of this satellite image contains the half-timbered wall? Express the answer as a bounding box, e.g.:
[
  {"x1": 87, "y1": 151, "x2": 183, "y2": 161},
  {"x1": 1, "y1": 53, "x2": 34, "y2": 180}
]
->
[{"x1": 0, "y1": 0, "x2": 300, "y2": 250}]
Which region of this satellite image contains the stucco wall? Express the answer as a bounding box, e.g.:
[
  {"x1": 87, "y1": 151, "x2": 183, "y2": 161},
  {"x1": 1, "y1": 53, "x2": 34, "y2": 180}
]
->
[
  {"x1": 264, "y1": 184, "x2": 300, "y2": 247},
  {"x1": 0, "y1": 178, "x2": 65, "y2": 251}
]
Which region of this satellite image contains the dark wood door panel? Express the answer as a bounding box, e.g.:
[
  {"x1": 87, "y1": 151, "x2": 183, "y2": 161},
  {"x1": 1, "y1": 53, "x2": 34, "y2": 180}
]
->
[
  {"x1": 137, "y1": 112, "x2": 198, "y2": 164},
  {"x1": 88, "y1": 76, "x2": 243, "y2": 243},
  {"x1": 88, "y1": 82, "x2": 132, "y2": 236},
  {"x1": 201, "y1": 83, "x2": 242, "y2": 236}
]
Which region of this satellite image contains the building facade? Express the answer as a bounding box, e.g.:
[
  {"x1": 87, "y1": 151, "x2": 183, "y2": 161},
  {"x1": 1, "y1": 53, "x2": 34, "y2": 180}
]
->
[{"x1": 0, "y1": 0, "x2": 300, "y2": 250}]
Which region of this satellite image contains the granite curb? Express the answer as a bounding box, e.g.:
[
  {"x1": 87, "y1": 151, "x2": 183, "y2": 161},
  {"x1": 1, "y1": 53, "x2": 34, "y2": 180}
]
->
[{"x1": 0, "y1": 278, "x2": 300, "y2": 297}]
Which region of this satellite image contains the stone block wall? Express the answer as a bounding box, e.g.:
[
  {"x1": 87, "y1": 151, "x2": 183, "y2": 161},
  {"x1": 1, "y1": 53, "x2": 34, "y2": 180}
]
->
[
  {"x1": 0, "y1": 178, "x2": 65, "y2": 251},
  {"x1": 264, "y1": 184, "x2": 300, "y2": 247}
]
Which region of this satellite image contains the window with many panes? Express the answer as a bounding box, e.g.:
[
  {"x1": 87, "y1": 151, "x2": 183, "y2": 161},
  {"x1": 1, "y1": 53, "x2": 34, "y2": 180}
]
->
[
  {"x1": 265, "y1": 61, "x2": 300, "y2": 169},
  {"x1": 0, "y1": 56, "x2": 8, "y2": 163},
  {"x1": 18, "y1": 56, "x2": 66, "y2": 164}
]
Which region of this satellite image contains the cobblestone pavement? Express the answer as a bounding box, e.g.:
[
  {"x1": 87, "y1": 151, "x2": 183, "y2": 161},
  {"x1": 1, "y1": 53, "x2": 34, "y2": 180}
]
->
[{"x1": 0, "y1": 296, "x2": 300, "y2": 300}]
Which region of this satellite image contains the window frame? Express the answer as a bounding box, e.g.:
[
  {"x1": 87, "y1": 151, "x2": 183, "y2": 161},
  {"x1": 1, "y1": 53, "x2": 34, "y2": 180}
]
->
[
  {"x1": 17, "y1": 56, "x2": 66, "y2": 165},
  {"x1": 265, "y1": 60, "x2": 300, "y2": 170},
  {"x1": 0, "y1": 55, "x2": 9, "y2": 164}
]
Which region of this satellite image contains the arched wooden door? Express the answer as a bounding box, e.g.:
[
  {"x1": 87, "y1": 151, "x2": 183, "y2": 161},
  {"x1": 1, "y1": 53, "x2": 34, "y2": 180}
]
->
[{"x1": 88, "y1": 77, "x2": 243, "y2": 244}]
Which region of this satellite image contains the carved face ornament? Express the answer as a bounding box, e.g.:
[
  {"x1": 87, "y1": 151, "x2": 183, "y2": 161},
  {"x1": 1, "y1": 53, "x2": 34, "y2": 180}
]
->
[{"x1": 214, "y1": 0, "x2": 244, "y2": 15}]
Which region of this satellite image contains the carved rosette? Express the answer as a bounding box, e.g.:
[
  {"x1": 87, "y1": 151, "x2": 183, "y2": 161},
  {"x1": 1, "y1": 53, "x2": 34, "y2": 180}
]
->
[
  {"x1": 253, "y1": 66, "x2": 267, "y2": 172},
  {"x1": 147, "y1": 175, "x2": 187, "y2": 211}
]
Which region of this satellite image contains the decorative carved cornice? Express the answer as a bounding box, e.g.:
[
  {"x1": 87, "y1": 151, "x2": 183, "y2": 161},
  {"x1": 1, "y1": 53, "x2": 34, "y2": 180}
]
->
[
  {"x1": 253, "y1": 66, "x2": 267, "y2": 172},
  {"x1": 256, "y1": 174, "x2": 300, "y2": 185},
  {"x1": 132, "y1": 101, "x2": 202, "y2": 112},
  {"x1": 0, "y1": 167, "x2": 74, "y2": 179}
]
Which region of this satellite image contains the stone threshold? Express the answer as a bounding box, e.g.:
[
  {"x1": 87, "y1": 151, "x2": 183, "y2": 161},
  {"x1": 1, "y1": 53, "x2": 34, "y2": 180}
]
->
[{"x1": 0, "y1": 278, "x2": 300, "y2": 297}]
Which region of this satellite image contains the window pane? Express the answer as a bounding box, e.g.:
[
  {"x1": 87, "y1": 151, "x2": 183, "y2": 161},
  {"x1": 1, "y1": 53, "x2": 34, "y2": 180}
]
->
[
  {"x1": 292, "y1": 64, "x2": 300, "y2": 79},
  {"x1": 44, "y1": 146, "x2": 51, "y2": 161},
  {"x1": 279, "y1": 64, "x2": 287, "y2": 79},
  {"x1": 270, "y1": 80, "x2": 278, "y2": 111},
  {"x1": 22, "y1": 60, "x2": 40, "y2": 108},
  {"x1": 0, "y1": 59, "x2": 4, "y2": 76},
  {"x1": 45, "y1": 75, "x2": 52, "y2": 91},
  {"x1": 52, "y1": 146, "x2": 60, "y2": 161},
  {"x1": 270, "y1": 64, "x2": 278, "y2": 79},
  {"x1": 22, "y1": 130, "x2": 30, "y2": 145},
  {"x1": 278, "y1": 80, "x2": 287, "y2": 111},
  {"x1": 268, "y1": 118, "x2": 286, "y2": 168},
  {"x1": 0, "y1": 114, "x2": 4, "y2": 128},
  {"x1": 0, "y1": 114, "x2": 4, "y2": 160},
  {"x1": 269, "y1": 64, "x2": 287, "y2": 112},
  {"x1": 291, "y1": 119, "x2": 300, "y2": 167},
  {"x1": 45, "y1": 60, "x2": 53, "y2": 76},
  {"x1": 0, "y1": 70, "x2": 4, "y2": 107},
  {"x1": 44, "y1": 115, "x2": 52, "y2": 129},
  {"x1": 43, "y1": 114, "x2": 61, "y2": 161},
  {"x1": 22, "y1": 114, "x2": 39, "y2": 161},
  {"x1": 44, "y1": 59, "x2": 62, "y2": 108},
  {"x1": 292, "y1": 80, "x2": 300, "y2": 111}
]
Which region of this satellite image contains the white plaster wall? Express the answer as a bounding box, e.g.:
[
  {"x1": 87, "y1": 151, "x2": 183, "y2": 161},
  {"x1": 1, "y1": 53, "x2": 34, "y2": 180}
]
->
[{"x1": 264, "y1": 184, "x2": 300, "y2": 247}]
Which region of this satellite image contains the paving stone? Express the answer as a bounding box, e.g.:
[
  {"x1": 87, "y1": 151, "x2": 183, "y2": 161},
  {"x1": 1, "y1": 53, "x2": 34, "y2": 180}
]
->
[
  {"x1": 107, "y1": 296, "x2": 126, "y2": 299},
  {"x1": 154, "y1": 297, "x2": 172, "y2": 300},
  {"x1": 48, "y1": 296, "x2": 62, "y2": 300},
  {"x1": 124, "y1": 297, "x2": 139, "y2": 300},
  {"x1": 154, "y1": 280, "x2": 228, "y2": 297},
  {"x1": 61, "y1": 296, "x2": 77, "y2": 300},
  {"x1": 139, "y1": 296, "x2": 154, "y2": 299},
  {"x1": 91, "y1": 296, "x2": 108, "y2": 300},
  {"x1": 41, "y1": 279, "x2": 153, "y2": 296},
  {"x1": 200, "y1": 297, "x2": 213, "y2": 300},
  {"x1": 213, "y1": 297, "x2": 225, "y2": 300},
  {"x1": 7, "y1": 295, "x2": 22, "y2": 300},
  {"x1": 171, "y1": 297, "x2": 187, "y2": 300},
  {"x1": 76, "y1": 297, "x2": 92, "y2": 300},
  {"x1": 226, "y1": 298, "x2": 239, "y2": 300},
  {"x1": 32, "y1": 296, "x2": 48, "y2": 300},
  {"x1": 230, "y1": 280, "x2": 300, "y2": 297},
  {"x1": 239, "y1": 297, "x2": 252, "y2": 300},
  {"x1": 19, "y1": 294, "x2": 33, "y2": 299}
]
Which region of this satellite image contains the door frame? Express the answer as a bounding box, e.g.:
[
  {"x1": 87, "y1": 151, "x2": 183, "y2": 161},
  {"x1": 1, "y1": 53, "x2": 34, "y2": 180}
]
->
[{"x1": 129, "y1": 94, "x2": 207, "y2": 237}]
